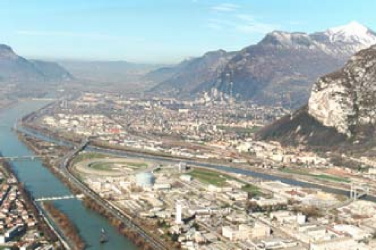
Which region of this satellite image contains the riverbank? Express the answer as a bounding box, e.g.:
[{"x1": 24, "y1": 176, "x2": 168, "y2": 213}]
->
[
  {"x1": 17, "y1": 116, "x2": 376, "y2": 202},
  {"x1": 18, "y1": 130, "x2": 170, "y2": 249},
  {"x1": 82, "y1": 196, "x2": 155, "y2": 250},
  {"x1": 16, "y1": 132, "x2": 82, "y2": 195},
  {"x1": 19, "y1": 120, "x2": 357, "y2": 198},
  {"x1": 0, "y1": 99, "x2": 139, "y2": 249},
  {"x1": 42, "y1": 202, "x2": 86, "y2": 250},
  {"x1": 18, "y1": 128, "x2": 157, "y2": 250},
  {"x1": 0, "y1": 157, "x2": 62, "y2": 248},
  {"x1": 16, "y1": 97, "x2": 375, "y2": 201}
]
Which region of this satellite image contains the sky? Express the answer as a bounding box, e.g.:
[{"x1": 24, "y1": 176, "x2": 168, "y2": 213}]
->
[{"x1": 1, "y1": 0, "x2": 376, "y2": 63}]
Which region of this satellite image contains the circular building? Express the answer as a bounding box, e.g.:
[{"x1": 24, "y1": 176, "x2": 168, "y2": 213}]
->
[{"x1": 135, "y1": 172, "x2": 155, "y2": 188}]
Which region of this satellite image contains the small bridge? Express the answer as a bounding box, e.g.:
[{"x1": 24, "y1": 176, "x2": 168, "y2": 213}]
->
[
  {"x1": 35, "y1": 194, "x2": 84, "y2": 202},
  {"x1": 0, "y1": 155, "x2": 56, "y2": 161}
]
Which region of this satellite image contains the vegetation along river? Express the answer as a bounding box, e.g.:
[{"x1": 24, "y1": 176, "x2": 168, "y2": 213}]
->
[{"x1": 0, "y1": 100, "x2": 137, "y2": 250}]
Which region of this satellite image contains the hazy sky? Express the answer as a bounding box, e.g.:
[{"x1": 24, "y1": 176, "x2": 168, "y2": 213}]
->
[{"x1": 1, "y1": 0, "x2": 375, "y2": 63}]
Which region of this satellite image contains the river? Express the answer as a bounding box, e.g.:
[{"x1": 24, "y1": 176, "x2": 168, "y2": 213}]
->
[
  {"x1": 88, "y1": 146, "x2": 376, "y2": 202},
  {"x1": 0, "y1": 100, "x2": 137, "y2": 250}
]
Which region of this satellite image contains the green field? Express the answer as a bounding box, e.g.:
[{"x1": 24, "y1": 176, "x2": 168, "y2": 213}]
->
[
  {"x1": 280, "y1": 168, "x2": 310, "y2": 175},
  {"x1": 313, "y1": 174, "x2": 350, "y2": 183},
  {"x1": 280, "y1": 168, "x2": 350, "y2": 183},
  {"x1": 89, "y1": 162, "x2": 114, "y2": 171},
  {"x1": 72, "y1": 152, "x2": 108, "y2": 164},
  {"x1": 189, "y1": 168, "x2": 259, "y2": 194},
  {"x1": 189, "y1": 169, "x2": 228, "y2": 186},
  {"x1": 241, "y1": 184, "x2": 260, "y2": 194},
  {"x1": 126, "y1": 162, "x2": 148, "y2": 168},
  {"x1": 87, "y1": 160, "x2": 148, "y2": 171}
]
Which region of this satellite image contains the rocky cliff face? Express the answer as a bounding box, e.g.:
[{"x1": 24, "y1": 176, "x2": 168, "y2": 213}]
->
[
  {"x1": 258, "y1": 44, "x2": 376, "y2": 146},
  {"x1": 308, "y1": 45, "x2": 376, "y2": 137},
  {"x1": 150, "y1": 49, "x2": 235, "y2": 96}
]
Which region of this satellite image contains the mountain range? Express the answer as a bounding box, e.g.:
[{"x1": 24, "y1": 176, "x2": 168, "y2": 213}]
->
[
  {"x1": 150, "y1": 22, "x2": 376, "y2": 108},
  {"x1": 149, "y1": 49, "x2": 236, "y2": 95},
  {"x1": 0, "y1": 44, "x2": 72, "y2": 85}
]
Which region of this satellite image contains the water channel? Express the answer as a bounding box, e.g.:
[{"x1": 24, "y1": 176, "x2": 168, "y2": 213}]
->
[
  {"x1": 2, "y1": 99, "x2": 375, "y2": 250},
  {"x1": 0, "y1": 100, "x2": 137, "y2": 250}
]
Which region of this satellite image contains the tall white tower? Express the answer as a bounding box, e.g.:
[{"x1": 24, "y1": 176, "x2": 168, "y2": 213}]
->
[{"x1": 175, "y1": 201, "x2": 182, "y2": 224}]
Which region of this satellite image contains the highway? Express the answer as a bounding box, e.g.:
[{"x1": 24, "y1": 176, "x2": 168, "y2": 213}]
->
[{"x1": 58, "y1": 139, "x2": 168, "y2": 250}]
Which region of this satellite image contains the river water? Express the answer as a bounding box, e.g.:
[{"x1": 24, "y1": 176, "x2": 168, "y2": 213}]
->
[
  {"x1": 89, "y1": 144, "x2": 376, "y2": 202},
  {"x1": 2, "y1": 99, "x2": 375, "y2": 250},
  {"x1": 0, "y1": 101, "x2": 137, "y2": 250}
]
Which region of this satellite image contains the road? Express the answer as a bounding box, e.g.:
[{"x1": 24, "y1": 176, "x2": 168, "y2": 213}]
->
[
  {"x1": 59, "y1": 139, "x2": 168, "y2": 250},
  {"x1": 252, "y1": 214, "x2": 310, "y2": 249},
  {"x1": 17, "y1": 122, "x2": 376, "y2": 202},
  {"x1": 87, "y1": 145, "x2": 376, "y2": 203}
]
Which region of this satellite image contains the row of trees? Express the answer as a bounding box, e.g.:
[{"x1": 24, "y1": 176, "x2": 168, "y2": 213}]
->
[
  {"x1": 18, "y1": 123, "x2": 176, "y2": 249},
  {"x1": 43, "y1": 202, "x2": 86, "y2": 250},
  {"x1": 247, "y1": 201, "x2": 288, "y2": 212},
  {"x1": 82, "y1": 197, "x2": 155, "y2": 250}
]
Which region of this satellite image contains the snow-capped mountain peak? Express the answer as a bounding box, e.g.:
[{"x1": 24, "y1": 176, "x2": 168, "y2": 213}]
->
[
  {"x1": 328, "y1": 21, "x2": 368, "y2": 35},
  {"x1": 325, "y1": 21, "x2": 376, "y2": 45}
]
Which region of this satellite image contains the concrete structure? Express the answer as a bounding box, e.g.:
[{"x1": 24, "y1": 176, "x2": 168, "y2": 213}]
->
[
  {"x1": 180, "y1": 174, "x2": 192, "y2": 182},
  {"x1": 222, "y1": 223, "x2": 270, "y2": 241},
  {"x1": 350, "y1": 182, "x2": 369, "y2": 200},
  {"x1": 175, "y1": 201, "x2": 183, "y2": 224},
  {"x1": 136, "y1": 172, "x2": 155, "y2": 188},
  {"x1": 310, "y1": 237, "x2": 366, "y2": 250},
  {"x1": 178, "y1": 162, "x2": 187, "y2": 172},
  {"x1": 153, "y1": 183, "x2": 171, "y2": 190}
]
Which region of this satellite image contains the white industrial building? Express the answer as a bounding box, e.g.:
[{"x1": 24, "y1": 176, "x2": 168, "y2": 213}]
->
[{"x1": 135, "y1": 172, "x2": 155, "y2": 188}]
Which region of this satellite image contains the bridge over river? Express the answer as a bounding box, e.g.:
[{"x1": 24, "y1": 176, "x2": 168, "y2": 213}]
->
[
  {"x1": 35, "y1": 194, "x2": 85, "y2": 202},
  {"x1": 0, "y1": 155, "x2": 57, "y2": 161}
]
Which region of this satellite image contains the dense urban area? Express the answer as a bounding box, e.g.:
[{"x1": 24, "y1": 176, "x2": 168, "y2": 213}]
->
[
  {"x1": 2, "y1": 91, "x2": 373, "y2": 250},
  {"x1": 2, "y1": 2, "x2": 376, "y2": 249}
]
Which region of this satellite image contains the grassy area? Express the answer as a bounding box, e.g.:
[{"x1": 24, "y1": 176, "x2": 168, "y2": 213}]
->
[
  {"x1": 280, "y1": 168, "x2": 310, "y2": 175},
  {"x1": 241, "y1": 184, "x2": 259, "y2": 193},
  {"x1": 189, "y1": 168, "x2": 259, "y2": 194},
  {"x1": 126, "y1": 162, "x2": 148, "y2": 168},
  {"x1": 89, "y1": 162, "x2": 114, "y2": 171},
  {"x1": 71, "y1": 152, "x2": 108, "y2": 164},
  {"x1": 189, "y1": 169, "x2": 228, "y2": 186},
  {"x1": 313, "y1": 174, "x2": 350, "y2": 183},
  {"x1": 280, "y1": 168, "x2": 350, "y2": 183},
  {"x1": 84, "y1": 159, "x2": 148, "y2": 171}
]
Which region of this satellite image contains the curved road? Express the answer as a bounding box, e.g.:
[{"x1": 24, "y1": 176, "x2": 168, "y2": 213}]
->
[
  {"x1": 59, "y1": 140, "x2": 167, "y2": 250},
  {"x1": 87, "y1": 145, "x2": 376, "y2": 202},
  {"x1": 17, "y1": 122, "x2": 376, "y2": 202}
]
